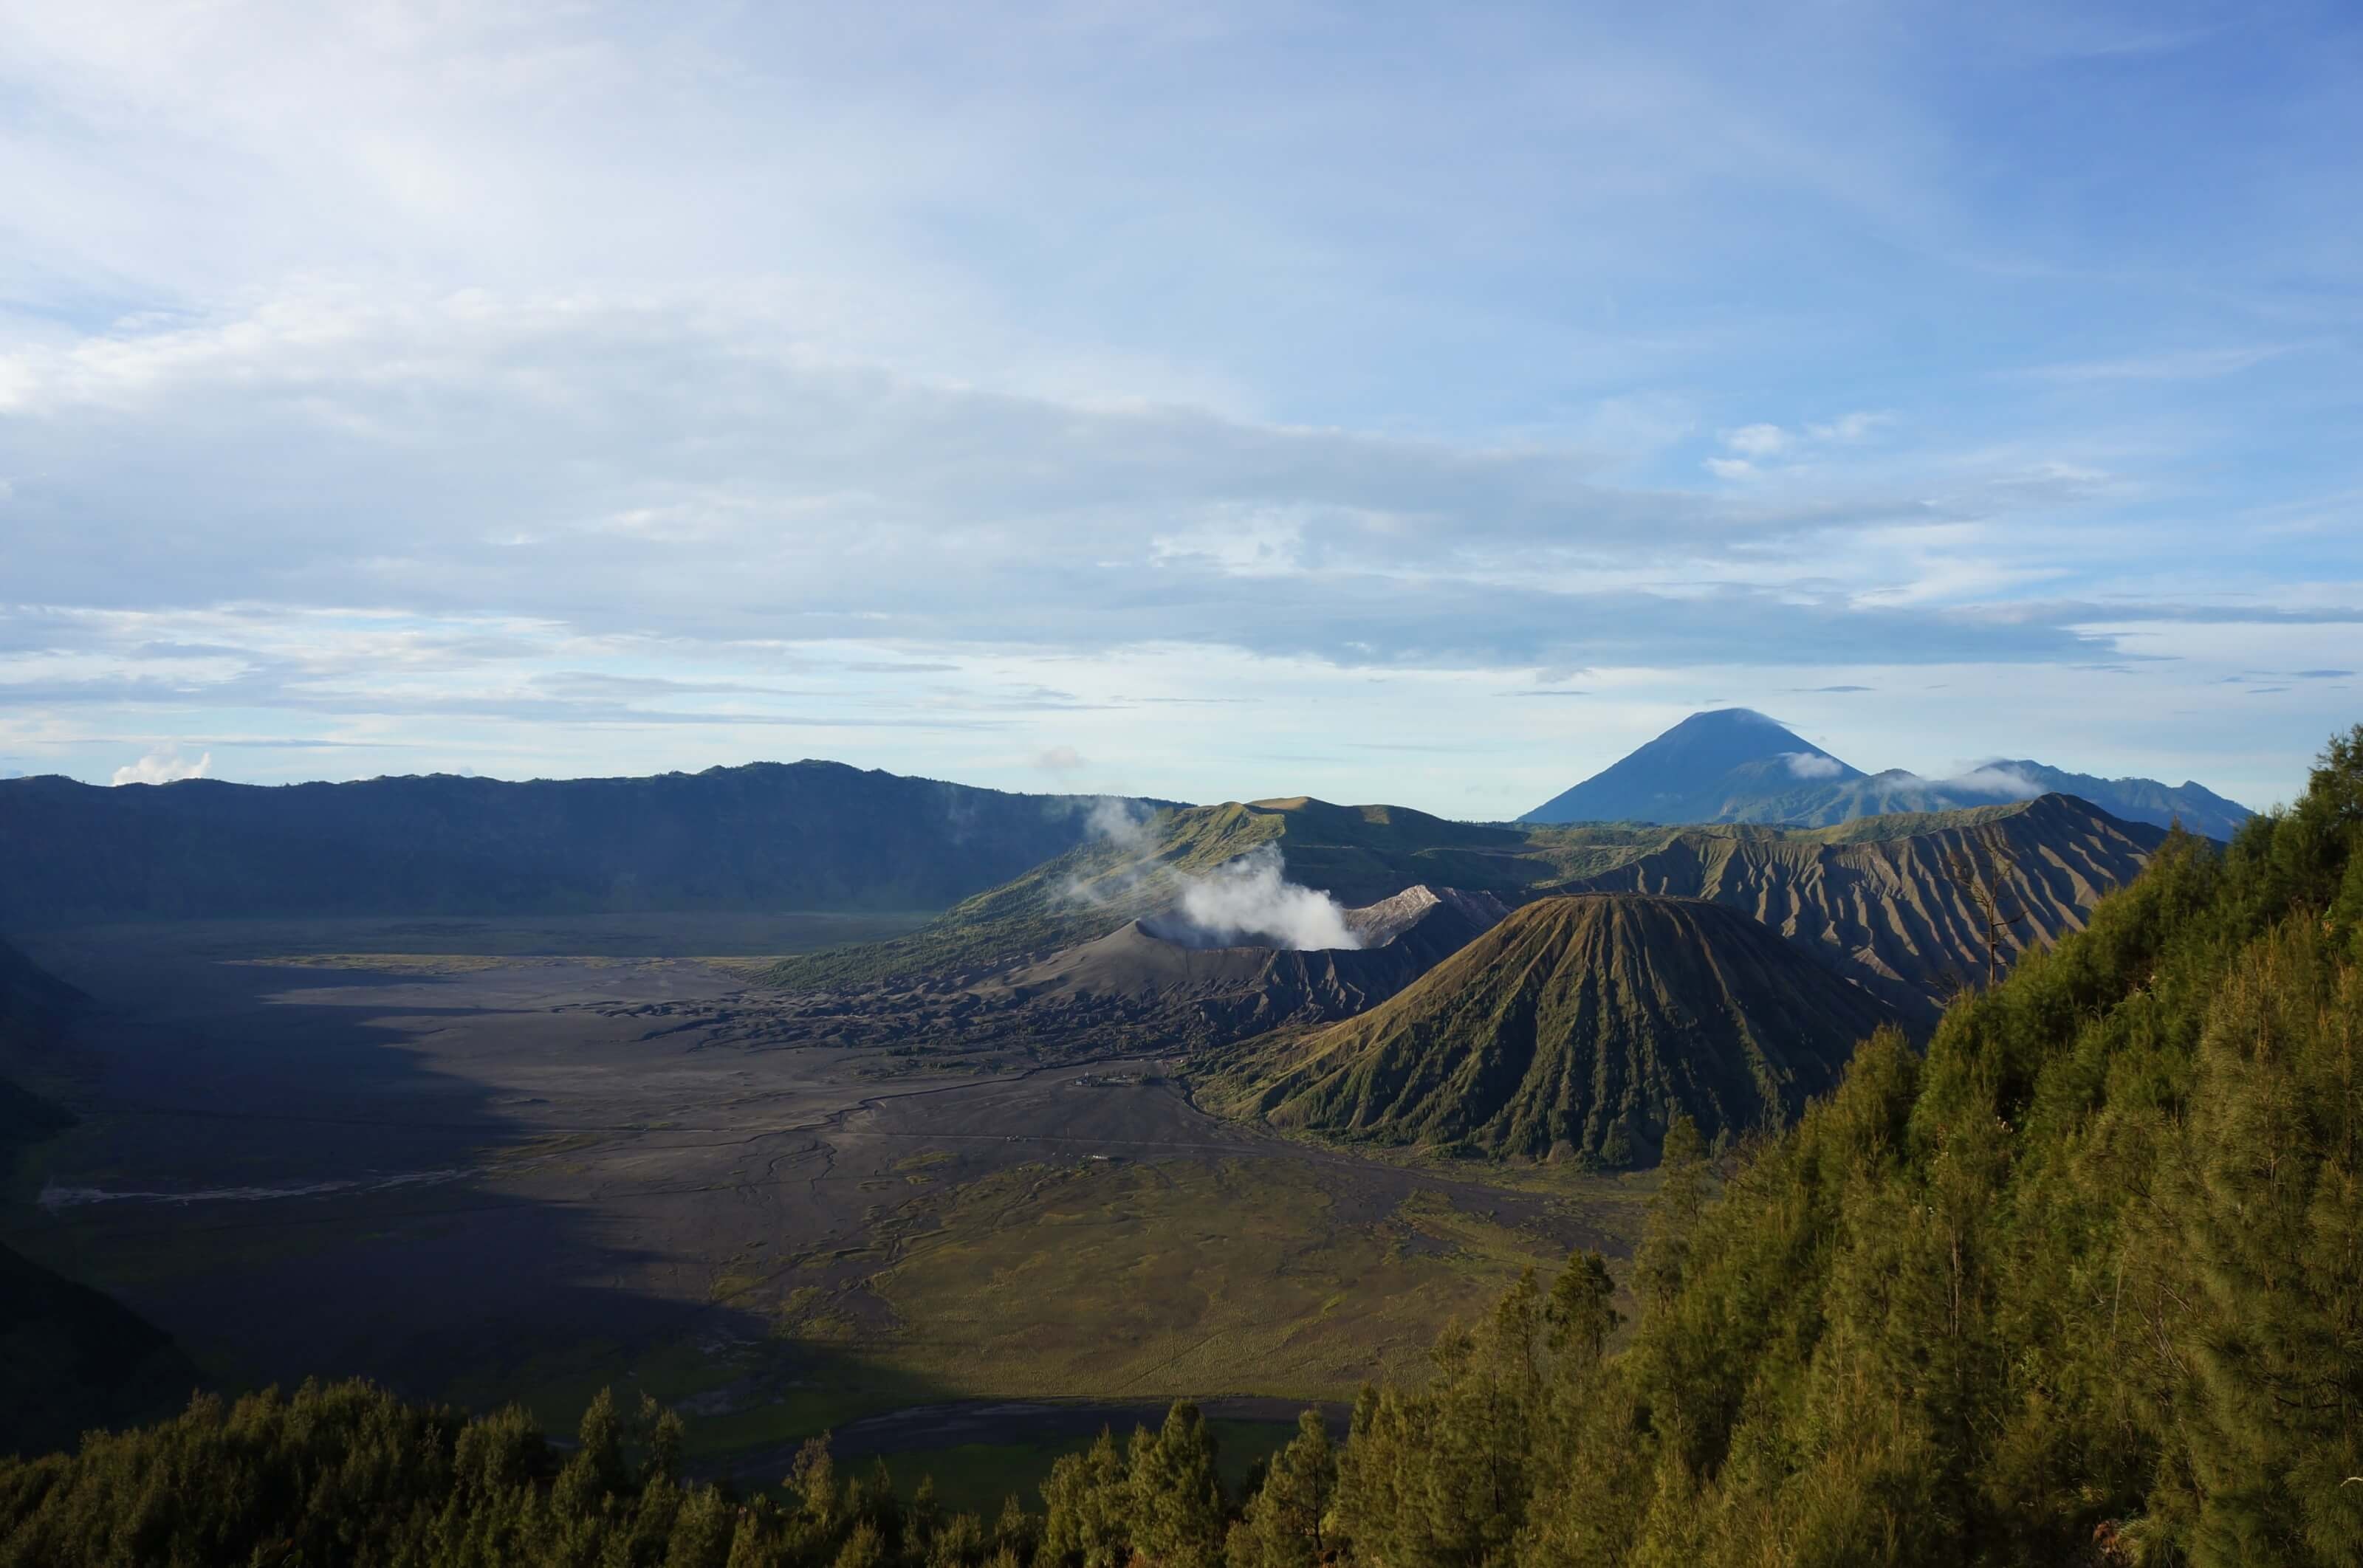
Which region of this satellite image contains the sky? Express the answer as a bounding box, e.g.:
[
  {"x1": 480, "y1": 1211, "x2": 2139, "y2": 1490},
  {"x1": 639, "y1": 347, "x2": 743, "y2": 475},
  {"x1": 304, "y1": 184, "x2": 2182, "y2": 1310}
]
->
[{"x1": 1, "y1": 1, "x2": 2357, "y2": 818}]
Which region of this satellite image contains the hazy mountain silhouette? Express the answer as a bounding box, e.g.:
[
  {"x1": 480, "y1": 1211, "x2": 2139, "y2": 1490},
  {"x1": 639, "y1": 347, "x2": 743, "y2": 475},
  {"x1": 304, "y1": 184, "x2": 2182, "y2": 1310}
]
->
[
  {"x1": 1519, "y1": 709, "x2": 2251, "y2": 837},
  {"x1": 1520, "y1": 709, "x2": 1864, "y2": 825},
  {"x1": 0, "y1": 764, "x2": 1171, "y2": 928}
]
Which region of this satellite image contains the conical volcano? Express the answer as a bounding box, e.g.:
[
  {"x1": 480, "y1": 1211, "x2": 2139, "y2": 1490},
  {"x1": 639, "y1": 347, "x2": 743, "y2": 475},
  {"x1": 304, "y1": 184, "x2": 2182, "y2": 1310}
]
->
[
  {"x1": 1520, "y1": 709, "x2": 1861, "y2": 825},
  {"x1": 1220, "y1": 893, "x2": 1893, "y2": 1165}
]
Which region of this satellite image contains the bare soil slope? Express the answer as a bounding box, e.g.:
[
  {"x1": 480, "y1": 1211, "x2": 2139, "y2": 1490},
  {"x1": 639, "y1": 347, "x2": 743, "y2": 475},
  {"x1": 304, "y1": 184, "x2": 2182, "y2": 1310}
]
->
[{"x1": 1561, "y1": 793, "x2": 2164, "y2": 1025}]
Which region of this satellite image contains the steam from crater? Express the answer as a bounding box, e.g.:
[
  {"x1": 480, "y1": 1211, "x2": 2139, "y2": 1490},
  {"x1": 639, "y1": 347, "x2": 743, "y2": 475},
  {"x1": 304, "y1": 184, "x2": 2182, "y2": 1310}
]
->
[{"x1": 1164, "y1": 845, "x2": 1362, "y2": 951}]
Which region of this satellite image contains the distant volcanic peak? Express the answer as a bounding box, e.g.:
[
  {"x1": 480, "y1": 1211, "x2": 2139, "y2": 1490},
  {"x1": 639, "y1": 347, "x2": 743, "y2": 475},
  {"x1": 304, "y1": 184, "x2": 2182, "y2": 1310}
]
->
[
  {"x1": 1655, "y1": 709, "x2": 1856, "y2": 771},
  {"x1": 1519, "y1": 707, "x2": 1862, "y2": 825}
]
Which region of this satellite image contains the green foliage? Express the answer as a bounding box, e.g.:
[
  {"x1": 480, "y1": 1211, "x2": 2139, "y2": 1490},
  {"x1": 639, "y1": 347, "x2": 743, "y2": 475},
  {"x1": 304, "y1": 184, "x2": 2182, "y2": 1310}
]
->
[
  {"x1": 0, "y1": 1379, "x2": 1035, "y2": 1568},
  {"x1": 1317, "y1": 721, "x2": 2363, "y2": 1567},
  {"x1": 1228, "y1": 1411, "x2": 1337, "y2": 1568}
]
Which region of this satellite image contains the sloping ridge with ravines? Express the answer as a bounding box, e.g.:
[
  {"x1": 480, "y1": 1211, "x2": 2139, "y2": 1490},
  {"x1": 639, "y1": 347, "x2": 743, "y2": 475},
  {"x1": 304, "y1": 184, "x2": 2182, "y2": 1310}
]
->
[
  {"x1": 1202, "y1": 894, "x2": 1895, "y2": 1166},
  {"x1": 1558, "y1": 792, "x2": 2165, "y2": 1028}
]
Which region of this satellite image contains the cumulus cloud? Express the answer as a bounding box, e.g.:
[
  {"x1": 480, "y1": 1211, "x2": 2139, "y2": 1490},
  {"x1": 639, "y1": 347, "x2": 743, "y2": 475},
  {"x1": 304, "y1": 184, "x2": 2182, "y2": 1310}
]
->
[
  {"x1": 1781, "y1": 750, "x2": 1846, "y2": 779},
  {"x1": 112, "y1": 743, "x2": 213, "y2": 785},
  {"x1": 1035, "y1": 745, "x2": 1087, "y2": 774}
]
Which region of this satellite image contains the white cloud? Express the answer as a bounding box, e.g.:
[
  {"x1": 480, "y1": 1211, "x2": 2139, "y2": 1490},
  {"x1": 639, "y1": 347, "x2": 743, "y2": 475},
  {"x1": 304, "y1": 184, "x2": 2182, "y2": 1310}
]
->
[
  {"x1": 2017, "y1": 346, "x2": 2294, "y2": 385},
  {"x1": 1808, "y1": 412, "x2": 1890, "y2": 442},
  {"x1": 1035, "y1": 745, "x2": 1086, "y2": 773},
  {"x1": 1782, "y1": 750, "x2": 1845, "y2": 779},
  {"x1": 1724, "y1": 423, "x2": 1791, "y2": 459},
  {"x1": 1936, "y1": 763, "x2": 2044, "y2": 800},
  {"x1": 112, "y1": 743, "x2": 213, "y2": 785},
  {"x1": 0, "y1": 2, "x2": 2351, "y2": 805}
]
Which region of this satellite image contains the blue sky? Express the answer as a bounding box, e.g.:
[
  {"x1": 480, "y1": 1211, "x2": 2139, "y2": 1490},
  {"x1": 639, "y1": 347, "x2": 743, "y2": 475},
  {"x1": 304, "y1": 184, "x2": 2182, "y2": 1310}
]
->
[{"x1": 1, "y1": 1, "x2": 2356, "y2": 815}]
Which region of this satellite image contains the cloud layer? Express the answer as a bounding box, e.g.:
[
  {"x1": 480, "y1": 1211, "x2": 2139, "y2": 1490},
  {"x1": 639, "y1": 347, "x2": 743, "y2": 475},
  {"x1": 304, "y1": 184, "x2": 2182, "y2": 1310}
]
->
[{"x1": 0, "y1": 2, "x2": 2356, "y2": 810}]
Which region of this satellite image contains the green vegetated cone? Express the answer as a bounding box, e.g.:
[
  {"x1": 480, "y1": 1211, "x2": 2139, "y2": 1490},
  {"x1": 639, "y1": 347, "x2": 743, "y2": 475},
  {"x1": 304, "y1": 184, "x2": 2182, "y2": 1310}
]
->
[{"x1": 1246, "y1": 893, "x2": 1894, "y2": 1163}]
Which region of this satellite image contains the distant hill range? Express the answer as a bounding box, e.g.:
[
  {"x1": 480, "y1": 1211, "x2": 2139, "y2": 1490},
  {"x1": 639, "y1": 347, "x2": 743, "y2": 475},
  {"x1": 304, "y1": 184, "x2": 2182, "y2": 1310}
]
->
[
  {"x1": 1204, "y1": 894, "x2": 1893, "y2": 1165},
  {"x1": 772, "y1": 789, "x2": 2163, "y2": 1031},
  {"x1": 1518, "y1": 708, "x2": 2252, "y2": 839},
  {"x1": 764, "y1": 796, "x2": 1591, "y2": 988},
  {"x1": 0, "y1": 765, "x2": 1170, "y2": 928}
]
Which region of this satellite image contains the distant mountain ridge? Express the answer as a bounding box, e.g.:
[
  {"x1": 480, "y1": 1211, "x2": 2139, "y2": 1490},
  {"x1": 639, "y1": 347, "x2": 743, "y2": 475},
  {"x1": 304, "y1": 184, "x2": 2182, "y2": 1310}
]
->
[
  {"x1": 1519, "y1": 709, "x2": 2251, "y2": 838},
  {"x1": 764, "y1": 795, "x2": 1582, "y2": 988},
  {"x1": 0, "y1": 765, "x2": 1173, "y2": 928},
  {"x1": 770, "y1": 788, "x2": 2165, "y2": 1028}
]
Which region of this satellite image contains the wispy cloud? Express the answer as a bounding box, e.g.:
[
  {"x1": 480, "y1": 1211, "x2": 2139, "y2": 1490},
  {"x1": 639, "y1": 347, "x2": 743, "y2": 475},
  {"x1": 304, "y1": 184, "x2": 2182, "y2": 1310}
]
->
[{"x1": 2015, "y1": 345, "x2": 2295, "y2": 384}]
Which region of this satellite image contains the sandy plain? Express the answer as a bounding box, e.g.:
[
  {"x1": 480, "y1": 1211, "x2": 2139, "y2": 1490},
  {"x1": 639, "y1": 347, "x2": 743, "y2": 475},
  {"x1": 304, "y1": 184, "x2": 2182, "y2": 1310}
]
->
[{"x1": 6, "y1": 915, "x2": 1645, "y2": 1483}]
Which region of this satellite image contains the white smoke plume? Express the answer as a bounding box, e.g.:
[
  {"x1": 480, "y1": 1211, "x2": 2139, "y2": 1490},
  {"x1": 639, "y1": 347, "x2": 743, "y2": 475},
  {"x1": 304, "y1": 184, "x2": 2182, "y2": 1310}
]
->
[
  {"x1": 1060, "y1": 800, "x2": 1359, "y2": 950},
  {"x1": 1083, "y1": 795, "x2": 1150, "y2": 850},
  {"x1": 1781, "y1": 750, "x2": 1845, "y2": 780},
  {"x1": 112, "y1": 743, "x2": 213, "y2": 785},
  {"x1": 1060, "y1": 796, "x2": 1155, "y2": 907},
  {"x1": 1168, "y1": 845, "x2": 1362, "y2": 951}
]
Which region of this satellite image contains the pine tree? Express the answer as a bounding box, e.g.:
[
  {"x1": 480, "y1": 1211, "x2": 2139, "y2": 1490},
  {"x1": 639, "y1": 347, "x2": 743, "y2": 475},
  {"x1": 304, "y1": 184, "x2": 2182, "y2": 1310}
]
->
[
  {"x1": 1545, "y1": 1249, "x2": 1621, "y2": 1368},
  {"x1": 1232, "y1": 1410, "x2": 1337, "y2": 1568},
  {"x1": 1128, "y1": 1401, "x2": 1227, "y2": 1568},
  {"x1": 1038, "y1": 1428, "x2": 1130, "y2": 1568}
]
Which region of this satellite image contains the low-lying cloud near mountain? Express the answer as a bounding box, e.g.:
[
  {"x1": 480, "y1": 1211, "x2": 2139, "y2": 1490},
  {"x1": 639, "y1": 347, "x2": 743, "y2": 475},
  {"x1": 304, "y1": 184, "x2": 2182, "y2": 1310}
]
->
[
  {"x1": 1782, "y1": 751, "x2": 1847, "y2": 780},
  {"x1": 112, "y1": 744, "x2": 214, "y2": 786},
  {"x1": 1934, "y1": 763, "x2": 2045, "y2": 801}
]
